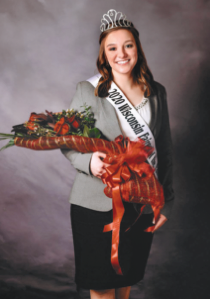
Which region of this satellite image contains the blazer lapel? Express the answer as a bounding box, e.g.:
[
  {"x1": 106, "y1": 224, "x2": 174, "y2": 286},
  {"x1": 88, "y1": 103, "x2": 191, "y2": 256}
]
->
[
  {"x1": 98, "y1": 97, "x2": 123, "y2": 141},
  {"x1": 148, "y1": 94, "x2": 158, "y2": 139}
]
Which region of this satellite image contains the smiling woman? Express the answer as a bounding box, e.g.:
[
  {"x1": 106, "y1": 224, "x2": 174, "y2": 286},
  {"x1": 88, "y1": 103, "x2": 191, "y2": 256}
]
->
[
  {"x1": 95, "y1": 20, "x2": 153, "y2": 103},
  {"x1": 61, "y1": 8, "x2": 174, "y2": 299}
]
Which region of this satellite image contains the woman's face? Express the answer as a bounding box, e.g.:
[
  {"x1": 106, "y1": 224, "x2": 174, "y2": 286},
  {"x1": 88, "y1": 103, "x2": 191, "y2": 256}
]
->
[{"x1": 104, "y1": 29, "x2": 138, "y2": 77}]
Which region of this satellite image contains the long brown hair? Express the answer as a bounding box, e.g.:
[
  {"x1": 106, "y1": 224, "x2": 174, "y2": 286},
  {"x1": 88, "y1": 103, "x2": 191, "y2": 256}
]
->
[{"x1": 95, "y1": 25, "x2": 154, "y2": 98}]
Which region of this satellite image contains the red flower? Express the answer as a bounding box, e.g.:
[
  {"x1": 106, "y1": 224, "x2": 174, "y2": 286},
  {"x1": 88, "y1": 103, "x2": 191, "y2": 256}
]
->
[
  {"x1": 66, "y1": 115, "x2": 80, "y2": 129},
  {"x1": 54, "y1": 117, "x2": 70, "y2": 135},
  {"x1": 67, "y1": 115, "x2": 75, "y2": 123},
  {"x1": 29, "y1": 113, "x2": 48, "y2": 122},
  {"x1": 72, "y1": 119, "x2": 80, "y2": 129}
]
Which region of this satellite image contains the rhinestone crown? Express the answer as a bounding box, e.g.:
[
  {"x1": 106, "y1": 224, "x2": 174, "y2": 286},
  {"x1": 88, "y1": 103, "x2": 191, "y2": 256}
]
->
[{"x1": 100, "y1": 9, "x2": 132, "y2": 33}]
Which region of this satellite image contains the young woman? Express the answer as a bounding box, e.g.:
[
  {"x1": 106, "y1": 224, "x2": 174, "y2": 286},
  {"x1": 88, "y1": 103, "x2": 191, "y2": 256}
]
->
[{"x1": 62, "y1": 9, "x2": 174, "y2": 299}]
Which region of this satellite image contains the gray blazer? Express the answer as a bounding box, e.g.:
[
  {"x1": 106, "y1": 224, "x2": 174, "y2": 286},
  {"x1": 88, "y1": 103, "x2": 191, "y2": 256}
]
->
[{"x1": 61, "y1": 80, "x2": 174, "y2": 219}]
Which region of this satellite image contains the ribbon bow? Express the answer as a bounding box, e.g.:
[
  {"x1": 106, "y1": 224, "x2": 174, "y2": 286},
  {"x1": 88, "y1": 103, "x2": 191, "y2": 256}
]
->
[{"x1": 101, "y1": 136, "x2": 155, "y2": 275}]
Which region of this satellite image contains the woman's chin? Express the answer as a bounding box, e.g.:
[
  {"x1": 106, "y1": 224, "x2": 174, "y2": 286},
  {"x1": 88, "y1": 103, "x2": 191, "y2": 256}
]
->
[{"x1": 113, "y1": 67, "x2": 133, "y2": 76}]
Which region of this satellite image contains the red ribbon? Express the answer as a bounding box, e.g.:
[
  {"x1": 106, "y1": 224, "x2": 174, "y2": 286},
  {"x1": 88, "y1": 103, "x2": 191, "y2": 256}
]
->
[
  {"x1": 102, "y1": 136, "x2": 155, "y2": 275},
  {"x1": 103, "y1": 185, "x2": 124, "y2": 275}
]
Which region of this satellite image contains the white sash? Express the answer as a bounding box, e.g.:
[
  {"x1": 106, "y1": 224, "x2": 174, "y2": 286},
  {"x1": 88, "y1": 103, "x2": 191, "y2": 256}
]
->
[{"x1": 87, "y1": 74, "x2": 158, "y2": 177}]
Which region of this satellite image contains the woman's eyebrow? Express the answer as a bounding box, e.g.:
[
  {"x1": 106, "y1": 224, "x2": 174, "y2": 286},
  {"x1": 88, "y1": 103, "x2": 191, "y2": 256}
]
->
[{"x1": 106, "y1": 40, "x2": 134, "y2": 47}]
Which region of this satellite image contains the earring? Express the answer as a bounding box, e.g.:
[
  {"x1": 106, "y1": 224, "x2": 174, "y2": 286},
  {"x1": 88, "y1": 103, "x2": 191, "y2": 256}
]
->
[{"x1": 106, "y1": 60, "x2": 109, "y2": 66}]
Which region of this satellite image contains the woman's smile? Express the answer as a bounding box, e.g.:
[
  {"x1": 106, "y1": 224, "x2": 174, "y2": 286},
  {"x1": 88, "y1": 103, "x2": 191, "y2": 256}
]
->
[{"x1": 116, "y1": 59, "x2": 130, "y2": 65}]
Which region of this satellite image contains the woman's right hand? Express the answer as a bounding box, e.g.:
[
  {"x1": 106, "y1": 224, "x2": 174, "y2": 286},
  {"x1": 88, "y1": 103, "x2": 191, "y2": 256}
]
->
[{"x1": 90, "y1": 151, "x2": 110, "y2": 179}]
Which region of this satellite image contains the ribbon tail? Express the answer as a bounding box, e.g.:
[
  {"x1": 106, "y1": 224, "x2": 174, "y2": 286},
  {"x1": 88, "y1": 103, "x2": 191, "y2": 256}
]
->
[
  {"x1": 103, "y1": 186, "x2": 124, "y2": 275},
  {"x1": 125, "y1": 204, "x2": 146, "y2": 232},
  {"x1": 144, "y1": 206, "x2": 160, "y2": 233}
]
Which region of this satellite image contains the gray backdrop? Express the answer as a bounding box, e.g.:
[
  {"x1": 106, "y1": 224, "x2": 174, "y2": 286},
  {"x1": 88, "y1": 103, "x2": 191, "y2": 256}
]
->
[{"x1": 0, "y1": 0, "x2": 210, "y2": 298}]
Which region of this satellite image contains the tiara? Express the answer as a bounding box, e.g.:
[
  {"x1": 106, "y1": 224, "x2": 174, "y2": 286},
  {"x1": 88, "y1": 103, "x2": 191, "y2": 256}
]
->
[{"x1": 100, "y1": 9, "x2": 133, "y2": 33}]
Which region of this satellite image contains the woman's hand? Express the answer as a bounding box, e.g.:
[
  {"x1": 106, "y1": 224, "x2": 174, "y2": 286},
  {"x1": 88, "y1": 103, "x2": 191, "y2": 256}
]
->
[
  {"x1": 90, "y1": 151, "x2": 110, "y2": 179},
  {"x1": 153, "y1": 214, "x2": 168, "y2": 232}
]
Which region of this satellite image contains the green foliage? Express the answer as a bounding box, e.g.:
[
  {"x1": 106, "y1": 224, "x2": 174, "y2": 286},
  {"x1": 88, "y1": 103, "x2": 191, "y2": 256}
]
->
[
  {"x1": 0, "y1": 133, "x2": 14, "y2": 140},
  {"x1": 89, "y1": 128, "x2": 101, "y2": 138},
  {"x1": 82, "y1": 125, "x2": 101, "y2": 138},
  {"x1": 83, "y1": 125, "x2": 90, "y2": 137},
  {"x1": 0, "y1": 139, "x2": 14, "y2": 151}
]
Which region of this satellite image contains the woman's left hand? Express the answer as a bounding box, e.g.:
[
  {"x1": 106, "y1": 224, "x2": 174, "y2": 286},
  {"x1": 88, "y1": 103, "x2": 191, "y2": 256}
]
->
[{"x1": 153, "y1": 214, "x2": 168, "y2": 232}]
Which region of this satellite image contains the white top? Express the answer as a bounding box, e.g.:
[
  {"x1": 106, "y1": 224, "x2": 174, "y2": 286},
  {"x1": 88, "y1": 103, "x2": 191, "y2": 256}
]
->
[{"x1": 134, "y1": 97, "x2": 151, "y2": 126}]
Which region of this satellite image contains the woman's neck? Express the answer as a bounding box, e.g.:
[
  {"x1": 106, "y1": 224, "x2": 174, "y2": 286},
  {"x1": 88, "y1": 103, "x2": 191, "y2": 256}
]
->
[
  {"x1": 112, "y1": 72, "x2": 136, "y2": 92},
  {"x1": 112, "y1": 71, "x2": 145, "y2": 106}
]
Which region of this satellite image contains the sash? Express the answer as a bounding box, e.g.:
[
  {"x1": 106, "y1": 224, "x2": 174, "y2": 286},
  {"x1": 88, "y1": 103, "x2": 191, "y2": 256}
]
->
[{"x1": 87, "y1": 74, "x2": 158, "y2": 175}]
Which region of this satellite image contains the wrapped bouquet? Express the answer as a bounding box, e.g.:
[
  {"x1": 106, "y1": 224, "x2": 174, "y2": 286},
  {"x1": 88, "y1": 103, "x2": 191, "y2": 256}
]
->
[{"x1": 0, "y1": 105, "x2": 164, "y2": 275}]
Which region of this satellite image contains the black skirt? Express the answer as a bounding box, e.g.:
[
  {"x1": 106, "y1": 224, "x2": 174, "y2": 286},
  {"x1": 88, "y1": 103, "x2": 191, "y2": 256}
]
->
[{"x1": 70, "y1": 202, "x2": 154, "y2": 290}]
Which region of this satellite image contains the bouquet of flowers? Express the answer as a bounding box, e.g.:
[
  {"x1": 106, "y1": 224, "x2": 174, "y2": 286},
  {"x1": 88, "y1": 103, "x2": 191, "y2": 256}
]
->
[
  {"x1": 0, "y1": 105, "x2": 164, "y2": 275},
  {"x1": 0, "y1": 104, "x2": 101, "y2": 150}
]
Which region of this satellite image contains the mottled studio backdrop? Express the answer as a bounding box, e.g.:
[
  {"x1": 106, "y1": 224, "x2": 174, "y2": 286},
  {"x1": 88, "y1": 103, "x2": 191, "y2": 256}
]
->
[{"x1": 0, "y1": 0, "x2": 210, "y2": 298}]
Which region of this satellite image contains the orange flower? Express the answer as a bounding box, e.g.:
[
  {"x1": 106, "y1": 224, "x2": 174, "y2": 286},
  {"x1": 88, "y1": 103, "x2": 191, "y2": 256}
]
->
[
  {"x1": 54, "y1": 117, "x2": 70, "y2": 135},
  {"x1": 26, "y1": 122, "x2": 38, "y2": 131}
]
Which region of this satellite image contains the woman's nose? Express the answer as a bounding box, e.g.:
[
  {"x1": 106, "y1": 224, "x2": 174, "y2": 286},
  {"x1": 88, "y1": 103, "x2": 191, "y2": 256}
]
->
[{"x1": 117, "y1": 47, "x2": 127, "y2": 58}]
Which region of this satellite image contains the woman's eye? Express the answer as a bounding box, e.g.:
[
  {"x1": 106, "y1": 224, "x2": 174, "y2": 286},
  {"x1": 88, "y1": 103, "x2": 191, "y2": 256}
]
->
[
  {"x1": 126, "y1": 44, "x2": 133, "y2": 48},
  {"x1": 109, "y1": 47, "x2": 116, "y2": 51}
]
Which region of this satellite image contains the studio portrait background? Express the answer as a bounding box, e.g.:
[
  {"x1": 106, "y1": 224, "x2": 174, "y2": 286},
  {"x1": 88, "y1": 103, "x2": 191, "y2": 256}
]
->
[{"x1": 0, "y1": 0, "x2": 210, "y2": 298}]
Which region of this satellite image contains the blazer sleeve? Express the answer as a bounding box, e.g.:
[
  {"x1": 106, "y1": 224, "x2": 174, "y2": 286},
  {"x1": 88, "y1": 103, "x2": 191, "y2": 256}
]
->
[
  {"x1": 156, "y1": 86, "x2": 175, "y2": 220},
  {"x1": 61, "y1": 82, "x2": 93, "y2": 175}
]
